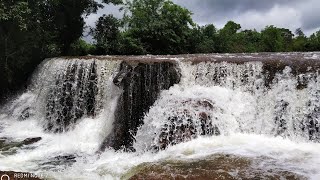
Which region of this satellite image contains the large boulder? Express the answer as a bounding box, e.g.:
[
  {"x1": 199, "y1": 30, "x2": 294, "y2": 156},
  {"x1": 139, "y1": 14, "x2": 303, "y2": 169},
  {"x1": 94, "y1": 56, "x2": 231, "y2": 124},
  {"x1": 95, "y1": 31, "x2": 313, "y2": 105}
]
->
[{"x1": 124, "y1": 154, "x2": 307, "y2": 180}]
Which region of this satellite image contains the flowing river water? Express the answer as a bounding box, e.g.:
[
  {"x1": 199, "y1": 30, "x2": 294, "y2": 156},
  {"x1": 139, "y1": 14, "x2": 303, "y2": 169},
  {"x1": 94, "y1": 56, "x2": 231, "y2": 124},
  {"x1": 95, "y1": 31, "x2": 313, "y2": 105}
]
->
[{"x1": 1, "y1": 53, "x2": 320, "y2": 179}]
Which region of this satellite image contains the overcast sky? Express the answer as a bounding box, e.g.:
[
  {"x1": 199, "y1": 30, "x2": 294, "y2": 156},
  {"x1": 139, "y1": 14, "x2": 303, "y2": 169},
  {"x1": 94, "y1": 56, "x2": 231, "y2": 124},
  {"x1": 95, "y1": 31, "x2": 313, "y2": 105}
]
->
[{"x1": 84, "y1": 0, "x2": 320, "y2": 41}]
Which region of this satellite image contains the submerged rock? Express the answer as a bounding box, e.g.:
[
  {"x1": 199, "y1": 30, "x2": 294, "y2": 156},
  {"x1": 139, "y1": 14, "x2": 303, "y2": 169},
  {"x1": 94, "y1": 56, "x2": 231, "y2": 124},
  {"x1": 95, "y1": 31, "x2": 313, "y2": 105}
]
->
[
  {"x1": 19, "y1": 107, "x2": 33, "y2": 120},
  {"x1": 22, "y1": 137, "x2": 42, "y2": 146},
  {"x1": 124, "y1": 154, "x2": 307, "y2": 180},
  {"x1": 39, "y1": 154, "x2": 77, "y2": 170},
  {"x1": 0, "y1": 137, "x2": 41, "y2": 154}
]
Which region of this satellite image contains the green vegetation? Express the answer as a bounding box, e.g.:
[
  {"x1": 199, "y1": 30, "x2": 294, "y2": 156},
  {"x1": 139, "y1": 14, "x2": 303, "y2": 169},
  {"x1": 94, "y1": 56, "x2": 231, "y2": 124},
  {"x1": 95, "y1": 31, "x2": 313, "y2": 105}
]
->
[
  {"x1": 91, "y1": 0, "x2": 320, "y2": 55},
  {"x1": 0, "y1": 0, "x2": 119, "y2": 101},
  {"x1": 1, "y1": 0, "x2": 320, "y2": 100}
]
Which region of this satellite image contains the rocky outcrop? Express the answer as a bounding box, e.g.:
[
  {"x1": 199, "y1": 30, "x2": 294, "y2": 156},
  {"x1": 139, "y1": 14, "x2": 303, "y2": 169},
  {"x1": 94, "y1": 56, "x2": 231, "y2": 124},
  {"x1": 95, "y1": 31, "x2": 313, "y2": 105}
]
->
[
  {"x1": 100, "y1": 61, "x2": 180, "y2": 151},
  {"x1": 124, "y1": 154, "x2": 307, "y2": 180}
]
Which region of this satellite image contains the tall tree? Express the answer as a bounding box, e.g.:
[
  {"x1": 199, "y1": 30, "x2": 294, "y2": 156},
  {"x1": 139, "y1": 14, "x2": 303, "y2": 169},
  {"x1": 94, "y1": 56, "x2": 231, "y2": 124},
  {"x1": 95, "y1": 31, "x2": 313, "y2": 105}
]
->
[
  {"x1": 216, "y1": 21, "x2": 241, "y2": 53},
  {"x1": 293, "y1": 28, "x2": 307, "y2": 51},
  {"x1": 0, "y1": 0, "x2": 120, "y2": 101},
  {"x1": 123, "y1": 0, "x2": 194, "y2": 54},
  {"x1": 260, "y1": 26, "x2": 293, "y2": 52},
  {"x1": 308, "y1": 30, "x2": 320, "y2": 51},
  {"x1": 91, "y1": 14, "x2": 121, "y2": 54},
  {"x1": 190, "y1": 24, "x2": 217, "y2": 53}
]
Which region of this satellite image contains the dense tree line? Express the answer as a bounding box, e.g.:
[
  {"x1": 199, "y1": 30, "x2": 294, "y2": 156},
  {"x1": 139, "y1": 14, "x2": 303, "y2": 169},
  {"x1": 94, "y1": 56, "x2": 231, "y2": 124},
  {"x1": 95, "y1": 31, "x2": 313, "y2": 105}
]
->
[
  {"x1": 1, "y1": 0, "x2": 320, "y2": 101},
  {"x1": 89, "y1": 0, "x2": 320, "y2": 55},
  {"x1": 0, "y1": 0, "x2": 120, "y2": 101}
]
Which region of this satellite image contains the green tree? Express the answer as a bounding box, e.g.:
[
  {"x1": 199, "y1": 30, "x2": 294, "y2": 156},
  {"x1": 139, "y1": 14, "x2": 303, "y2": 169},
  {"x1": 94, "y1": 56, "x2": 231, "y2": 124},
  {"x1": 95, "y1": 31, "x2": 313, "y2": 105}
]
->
[
  {"x1": 118, "y1": 34, "x2": 147, "y2": 55},
  {"x1": 123, "y1": 0, "x2": 194, "y2": 54},
  {"x1": 307, "y1": 30, "x2": 320, "y2": 51},
  {"x1": 216, "y1": 21, "x2": 241, "y2": 53},
  {"x1": 68, "y1": 39, "x2": 96, "y2": 56},
  {"x1": 195, "y1": 24, "x2": 217, "y2": 53},
  {"x1": 260, "y1": 26, "x2": 293, "y2": 52},
  {"x1": 228, "y1": 29, "x2": 262, "y2": 53},
  {"x1": 43, "y1": 0, "x2": 101, "y2": 55},
  {"x1": 293, "y1": 28, "x2": 308, "y2": 51},
  {"x1": 91, "y1": 14, "x2": 121, "y2": 55},
  {"x1": 0, "y1": 0, "x2": 51, "y2": 99},
  {"x1": 0, "y1": 0, "x2": 120, "y2": 101}
]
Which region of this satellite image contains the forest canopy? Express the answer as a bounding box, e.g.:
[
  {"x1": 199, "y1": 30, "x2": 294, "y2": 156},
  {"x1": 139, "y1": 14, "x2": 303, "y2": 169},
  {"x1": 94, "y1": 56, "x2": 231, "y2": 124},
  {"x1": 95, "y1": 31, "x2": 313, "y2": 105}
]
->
[{"x1": 1, "y1": 0, "x2": 320, "y2": 101}]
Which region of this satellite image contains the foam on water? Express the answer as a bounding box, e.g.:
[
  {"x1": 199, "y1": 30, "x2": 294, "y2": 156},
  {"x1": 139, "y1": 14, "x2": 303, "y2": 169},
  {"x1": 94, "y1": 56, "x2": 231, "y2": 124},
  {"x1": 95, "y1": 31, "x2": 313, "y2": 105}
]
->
[
  {"x1": 1, "y1": 55, "x2": 320, "y2": 179},
  {"x1": 0, "y1": 58, "x2": 121, "y2": 177},
  {"x1": 27, "y1": 134, "x2": 320, "y2": 179}
]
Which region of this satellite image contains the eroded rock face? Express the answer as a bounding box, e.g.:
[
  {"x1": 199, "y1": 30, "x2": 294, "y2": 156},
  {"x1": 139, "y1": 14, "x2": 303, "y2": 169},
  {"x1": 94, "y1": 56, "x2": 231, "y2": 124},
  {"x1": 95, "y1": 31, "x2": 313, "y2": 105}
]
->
[
  {"x1": 45, "y1": 62, "x2": 98, "y2": 133},
  {"x1": 124, "y1": 154, "x2": 307, "y2": 180},
  {"x1": 100, "y1": 61, "x2": 180, "y2": 151},
  {"x1": 154, "y1": 99, "x2": 220, "y2": 150}
]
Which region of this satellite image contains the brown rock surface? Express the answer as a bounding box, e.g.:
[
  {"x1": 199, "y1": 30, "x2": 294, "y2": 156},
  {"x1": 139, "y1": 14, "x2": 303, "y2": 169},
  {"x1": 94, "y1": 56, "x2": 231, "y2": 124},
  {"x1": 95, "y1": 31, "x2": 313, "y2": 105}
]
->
[{"x1": 124, "y1": 154, "x2": 307, "y2": 180}]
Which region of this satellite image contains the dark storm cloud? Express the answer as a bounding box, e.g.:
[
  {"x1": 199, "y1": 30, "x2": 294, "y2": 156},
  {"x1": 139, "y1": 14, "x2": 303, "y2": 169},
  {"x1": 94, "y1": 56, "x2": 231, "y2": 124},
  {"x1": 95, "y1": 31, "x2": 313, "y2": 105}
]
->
[
  {"x1": 174, "y1": 0, "x2": 297, "y2": 15},
  {"x1": 299, "y1": 0, "x2": 320, "y2": 30},
  {"x1": 173, "y1": 0, "x2": 300, "y2": 22},
  {"x1": 171, "y1": 0, "x2": 320, "y2": 34}
]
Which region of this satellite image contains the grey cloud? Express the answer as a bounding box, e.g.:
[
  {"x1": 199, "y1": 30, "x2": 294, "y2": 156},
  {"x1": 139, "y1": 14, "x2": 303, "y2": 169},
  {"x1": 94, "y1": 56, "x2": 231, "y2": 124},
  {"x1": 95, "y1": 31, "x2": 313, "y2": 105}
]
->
[
  {"x1": 85, "y1": 0, "x2": 320, "y2": 38},
  {"x1": 173, "y1": 0, "x2": 300, "y2": 22},
  {"x1": 85, "y1": 4, "x2": 122, "y2": 27},
  {"x1": 172, "y1": 0, "x2": 320, "y2": 33},
  {"x1": 300, "y1": 0, "x2": 320, "y2": 30},
  {"x1": 84, "y1": 1, "x2": 123, "y2": 42}
]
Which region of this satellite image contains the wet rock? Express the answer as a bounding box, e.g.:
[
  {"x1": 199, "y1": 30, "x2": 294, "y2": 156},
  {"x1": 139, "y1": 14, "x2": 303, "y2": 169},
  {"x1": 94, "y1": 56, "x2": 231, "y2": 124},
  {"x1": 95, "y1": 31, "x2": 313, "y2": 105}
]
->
[
  {"x1": 274, "y1": 100, "x2": 289, "y2": 135},
  {"x1": 302, "y1": 116, "x2": 320, "y2": 141},
  {"x1": 124, "y1": 154, "x2": 307, "y2": 180},
  {"x1": 19, "y1": 107, "x2": 32, "y2": 120},
  {"x1": 113, "y1": 63, "x2": 132, "y2": 86},
  {"x1": 0, "y1": 137, "x2": 41, "y2": 154},
  {"x1": 45, "y1": 61, "x2": 98, "y2": 133},
  {"x1": 0, "y1": 171, "x2": 42, "y2": 180},
  {"x1": 0, "y1": 138, "x2": 7, "y2": 149},
  {"x1": 40, "y1": 154, "x2": 77, "y2": 170},
  {"x1": 100, "y1": 62, "x2": 180, "y2": 151},
  {"x1": 154, "y1": 99, "x2": 221, "y2": 150},
  {"x1": 301, "y1": 91, "x2": 320, "y2": 141},
  {"x1": 22, "y1": 137, "x2": 42, "y2": 146}
]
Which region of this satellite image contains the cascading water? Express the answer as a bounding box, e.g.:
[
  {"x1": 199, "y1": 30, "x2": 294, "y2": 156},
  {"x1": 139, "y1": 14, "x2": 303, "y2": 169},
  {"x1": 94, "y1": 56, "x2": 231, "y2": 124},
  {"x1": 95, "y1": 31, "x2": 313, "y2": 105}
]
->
[
  {"x1": 3, "y1": 58, "x2": 120, "y2": 132},
  {"x1": 0, "y1": 58, "x2": 122, "y2": 175},
  {"x1": 1, "y1": 53, "x2": 320, "y2": 179},
  {"x1": 134, "y1": 59, "x2": 320, "y2": 151}
]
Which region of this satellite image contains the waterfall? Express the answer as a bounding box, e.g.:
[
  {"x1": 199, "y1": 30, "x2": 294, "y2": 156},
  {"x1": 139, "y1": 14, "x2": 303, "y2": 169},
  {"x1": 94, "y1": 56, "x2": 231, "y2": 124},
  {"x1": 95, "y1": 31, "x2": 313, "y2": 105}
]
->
[
  {"x1": 2, "y1": 58, "x2": 120, "y2": 133},
  {"x1": 1, "y1": 53, "x2": 320, "y2": 179},
  {"x1": 134, "y1": 53, "x2": 320, "y2": 151}
]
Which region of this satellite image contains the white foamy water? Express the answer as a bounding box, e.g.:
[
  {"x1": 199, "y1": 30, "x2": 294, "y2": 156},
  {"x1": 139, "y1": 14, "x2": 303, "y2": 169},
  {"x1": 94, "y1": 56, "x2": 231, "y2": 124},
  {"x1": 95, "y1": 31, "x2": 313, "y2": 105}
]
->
[{"x1": 1, "y1": 54, "x2": 320, "y2": 179}]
